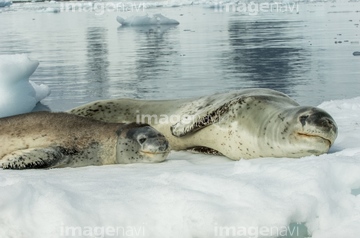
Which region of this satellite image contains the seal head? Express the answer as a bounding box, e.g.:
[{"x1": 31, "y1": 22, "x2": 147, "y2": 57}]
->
[
  {"x1": 116, "y1": 123, "x2": 170, "y2": 163},
  {"x1": 288, "y1": 106, "x2": 337, "y2": 155},
  {"x1": 254, "y1": 105, "x2": 337, "y2": 158}
]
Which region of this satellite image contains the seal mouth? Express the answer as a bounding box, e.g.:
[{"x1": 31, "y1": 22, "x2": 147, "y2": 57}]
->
[
  {"x1": 140, "y1": 150, "x2": 170, "y2": 157},
  {"x1": 297, "y1": 133, "x2": 331, "y2": 146}
]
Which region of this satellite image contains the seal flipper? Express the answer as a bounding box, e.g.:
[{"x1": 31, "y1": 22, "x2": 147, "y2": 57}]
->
[
  {"x1": 187, "y1": 146, "x2": 223, "y2": 156},
  {"x1": 171, "y1": 96, "x2": 248, "y2": 137},
  {"x1": 1, "y1": 147, "x2": 65, "y2": 170}
]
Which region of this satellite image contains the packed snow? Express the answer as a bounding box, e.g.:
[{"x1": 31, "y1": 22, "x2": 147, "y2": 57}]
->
[
  {"x1": 0, "y1": 96, "x2": 360, "y2": 238},
  {"x1": 0, "y1": 55, "x2": 50, "y2": 118},
  {"x1": 117, "y1": 14, "x2": 179, "y2": 26}
]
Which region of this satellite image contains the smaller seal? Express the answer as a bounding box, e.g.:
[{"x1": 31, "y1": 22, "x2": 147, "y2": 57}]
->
[{"x1": 0, "y1": 112, "x2": 170, "y2": 170}]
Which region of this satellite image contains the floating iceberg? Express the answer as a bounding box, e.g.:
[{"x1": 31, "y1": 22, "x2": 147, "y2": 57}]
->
[
  {"x1": 0, "y1": 54, "x2": 50, "y2": 118},
  {"x1": 116, "y1": 14, "x2": 179, "y2": 26},
  {"x1": 0, "y1": 0, "x2": 11, "y2": 8}
]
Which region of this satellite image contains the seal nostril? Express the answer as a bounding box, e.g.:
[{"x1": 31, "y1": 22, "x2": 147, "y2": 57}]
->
[
  {"x1": 327, "y1": 119, "x2": 333, "y2": 125},
  {"x1": 158, "y1": 140, "x2": 169, "y2": 151},
  {"x1": 322, "y1": 118, "x2": 334, "y2": 128},
  {"x1": 161, "y1": 143, "x2": 169, "y2": 151}
]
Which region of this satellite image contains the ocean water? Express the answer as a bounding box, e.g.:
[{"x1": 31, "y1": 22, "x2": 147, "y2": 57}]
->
[{"x1": 1, "y1": 1, "x2": 360, "y2": 111}]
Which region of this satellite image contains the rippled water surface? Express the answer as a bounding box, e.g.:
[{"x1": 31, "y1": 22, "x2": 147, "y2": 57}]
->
[{"x1": 1, "y1": 2, "x2": 360, "y2": 110}]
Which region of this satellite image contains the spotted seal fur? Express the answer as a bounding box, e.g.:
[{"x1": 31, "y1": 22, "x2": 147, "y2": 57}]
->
[
  {"x1": 69, "y1": 88, "x2": 338, "y2": 160},
  {"x1": 0, "y1": 111, "x2": 170, "y2": 169}
]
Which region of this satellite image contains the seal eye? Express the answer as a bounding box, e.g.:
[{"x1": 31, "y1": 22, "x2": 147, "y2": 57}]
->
[
  {"x1": 299, "y1": 115, "x2": 309, "y2": 126},
  {"x1": 138, "y1": 137, "x2": 147, "y2": 144}
]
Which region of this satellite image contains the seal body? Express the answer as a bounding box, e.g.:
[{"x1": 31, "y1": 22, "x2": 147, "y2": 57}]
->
[
  {"x1": 0, "y1": 112, "x2": 170, "y2": 169},
  {"x1": 69, "y1": 88, "x2": 338, "y2": 160}
]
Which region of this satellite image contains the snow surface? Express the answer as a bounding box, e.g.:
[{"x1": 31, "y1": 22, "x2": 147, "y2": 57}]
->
[
  {"x1": 117, "y1": 14, "x2": 179, "y2": 26},
  {"x1": 0, "y1": 54, "x2": 50, "y2": 118},
  {"x1": 1, "y1": 97, "x2": 360, "y2": 238}
]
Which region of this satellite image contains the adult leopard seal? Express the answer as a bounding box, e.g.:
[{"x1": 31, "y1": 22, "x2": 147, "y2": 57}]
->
[
  {"x1": 0, "y1": 111, "x2": 170, "y2": 169},
  {"x1": 69, "y1": 88, "x2": 338, "y2": 160}
]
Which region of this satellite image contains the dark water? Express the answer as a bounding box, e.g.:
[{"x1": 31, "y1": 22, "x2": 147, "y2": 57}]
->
[{"x1": 1, "y1": 2, "x2": 360, "y2": 111}]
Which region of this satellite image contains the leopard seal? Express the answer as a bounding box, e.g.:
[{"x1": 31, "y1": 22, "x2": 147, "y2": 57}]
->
[
  {"x1": 0, "y1": 111, "x2": 170, "y2": 169},
  {"x1": 68, "y1": 88, "x2": 338, "y2": 160}
]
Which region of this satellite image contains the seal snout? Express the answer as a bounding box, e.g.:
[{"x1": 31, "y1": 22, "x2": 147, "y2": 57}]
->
[
  {"x1": 156, "y1": 139, "x2": 170, "y2": 152},
  {"x1": 136, "y1": 131, "x2": 170, "y2": 154},
  {"x1": 140, "y1": 137, "x2": 170, "y2": 154},
  {"x1": 319, "y1": 117, "x2": 336, "y2": 129}
]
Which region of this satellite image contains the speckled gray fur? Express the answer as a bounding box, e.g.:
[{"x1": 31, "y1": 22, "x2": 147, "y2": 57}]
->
[
  {"x1": 0, "y1": 112, "x2": 170, "y2": 170},
  {"x1": 68, "y1": 88, "x2": 338, "y2": 160}
]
